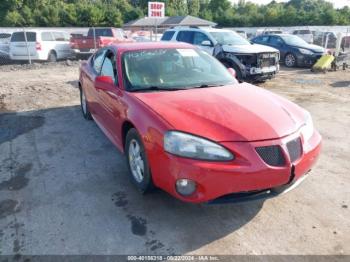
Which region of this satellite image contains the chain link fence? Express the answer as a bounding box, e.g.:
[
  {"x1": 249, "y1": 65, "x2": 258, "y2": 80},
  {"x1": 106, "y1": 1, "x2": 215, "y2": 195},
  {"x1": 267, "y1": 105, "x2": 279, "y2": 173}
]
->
[{"x1": 0, "y1": 26, "x2": 349, "y2": 67}]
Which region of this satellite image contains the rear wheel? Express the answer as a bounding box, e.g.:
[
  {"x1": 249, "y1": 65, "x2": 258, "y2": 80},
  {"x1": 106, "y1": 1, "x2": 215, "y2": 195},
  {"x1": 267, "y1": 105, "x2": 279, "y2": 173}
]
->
[
  {"x1": 48, "y1": 51, "x2": 57, "y2": 62},
  {"x1": 80, "y1": 87, "x2": 92, "y2": 120},
  {"x1": 125, "y1": 128, "x2": 154, "y2": 193},
  {"x1": 284, "y1": 53, "x2": 297, "y2": 67}
]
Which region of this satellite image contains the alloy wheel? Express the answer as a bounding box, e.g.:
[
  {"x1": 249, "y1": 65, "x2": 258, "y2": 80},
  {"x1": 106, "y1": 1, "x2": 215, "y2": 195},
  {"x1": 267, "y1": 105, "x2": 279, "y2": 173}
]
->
[
  {"x1": 285, "y1": 54, "x2": 296, "y2": 67},
  {"x1": 128, "y1": 139, "x2": 145, "y2": 183}
]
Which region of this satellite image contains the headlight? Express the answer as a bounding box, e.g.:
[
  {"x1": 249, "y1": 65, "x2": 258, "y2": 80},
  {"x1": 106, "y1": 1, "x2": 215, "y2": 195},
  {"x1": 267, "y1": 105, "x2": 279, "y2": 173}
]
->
[
  {"x1": 164, "y1": 131, "x2": 234, "y2": 161},
  {"x1": 300, "y1": 111, "x2": 314, "y2": 141},
  {"x1": 299, "y1": 48, "x2": 314, "y2": 55}
]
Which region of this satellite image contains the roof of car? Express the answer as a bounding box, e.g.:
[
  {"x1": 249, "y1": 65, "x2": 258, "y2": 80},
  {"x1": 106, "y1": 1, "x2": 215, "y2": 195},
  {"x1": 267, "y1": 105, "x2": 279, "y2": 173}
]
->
[
  {"x1": 110, "y1": 41, "x2": 194, "y2": 52},
  {"x1": 166, "y1": 26, "x2": 234, "y2": 34}
]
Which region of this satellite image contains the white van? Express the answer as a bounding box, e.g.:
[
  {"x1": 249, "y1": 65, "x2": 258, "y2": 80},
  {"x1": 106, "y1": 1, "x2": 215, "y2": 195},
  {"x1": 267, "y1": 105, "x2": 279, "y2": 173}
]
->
[{"x1": 9, "y1": 30, "x2": 73, "y2": 62}]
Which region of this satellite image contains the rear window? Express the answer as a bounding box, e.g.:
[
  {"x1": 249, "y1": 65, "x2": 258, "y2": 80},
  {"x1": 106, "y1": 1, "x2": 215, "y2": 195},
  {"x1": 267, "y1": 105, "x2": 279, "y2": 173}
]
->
[
  {"x1": 88, "y1": 28, "x2": 113, "y2": 37},
  {"x1": 11, "y1": 32, "x2": 36, "y2": 42},
  {"x1": 299, "y1": 30, "x2": 311, "y2": 34},
  {"x1": 161, "y1": 31, "x2": 175, "y2": 41}
]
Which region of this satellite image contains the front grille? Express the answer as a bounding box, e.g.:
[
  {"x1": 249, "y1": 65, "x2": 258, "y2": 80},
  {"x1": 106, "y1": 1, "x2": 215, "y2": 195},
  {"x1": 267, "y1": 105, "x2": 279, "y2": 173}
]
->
[
  {"x1": 261, "y1": 57, "x2": 276, "y2": 67},
  {"x1": 256, "y1": 145, "x2": 285, "y2": 167},
  {"x1": 287, "y1": 137, "x2": 302, "y2": 162},
  {"x1": 258, "y1": 53, "x2": 277, "y2": 67}
]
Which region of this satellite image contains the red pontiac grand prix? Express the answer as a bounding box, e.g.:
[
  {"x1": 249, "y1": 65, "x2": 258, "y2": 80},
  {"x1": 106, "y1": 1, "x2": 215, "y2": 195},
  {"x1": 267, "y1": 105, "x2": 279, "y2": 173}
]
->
[{"x1": 78, "y1": 42, "x2": 321, "y2": 204}]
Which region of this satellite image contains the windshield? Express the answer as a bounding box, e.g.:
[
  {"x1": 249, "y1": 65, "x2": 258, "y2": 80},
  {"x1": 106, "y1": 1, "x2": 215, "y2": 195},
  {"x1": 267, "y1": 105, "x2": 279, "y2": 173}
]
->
[
  {"x1": 210, "y1": 31, "x2": 250, "y2": 45},
  {"x1": 281, "y1": 35, "x2": 308, "y2": 46},
  {"x1": 123, "y1": 48, "x2": 237, "y2": 91}
]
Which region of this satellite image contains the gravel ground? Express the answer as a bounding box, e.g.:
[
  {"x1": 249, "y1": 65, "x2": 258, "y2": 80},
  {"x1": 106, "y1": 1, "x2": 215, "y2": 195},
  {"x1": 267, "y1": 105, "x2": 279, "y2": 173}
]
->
[{"x1": 0, "y1": 63, "x2": 349, "y2": 257}]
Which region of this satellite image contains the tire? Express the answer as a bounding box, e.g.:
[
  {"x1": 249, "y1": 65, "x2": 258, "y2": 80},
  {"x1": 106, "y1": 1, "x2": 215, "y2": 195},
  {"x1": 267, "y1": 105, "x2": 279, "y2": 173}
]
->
[
  {"x1": 284, "y1": 53, "x2": 297, "y2": 67},
  {"x1": 48, "y1": 51, "x2": 57, "y2": 62},
  {"x1": 80, "y1": 87, "x2": 92, "y2": 120},
  {"x1": 125, "y1": 128, "x2": 154, "y2": 193},
  {"x1": 222, "y1": 61, "x2": 243, "y2": 82}
]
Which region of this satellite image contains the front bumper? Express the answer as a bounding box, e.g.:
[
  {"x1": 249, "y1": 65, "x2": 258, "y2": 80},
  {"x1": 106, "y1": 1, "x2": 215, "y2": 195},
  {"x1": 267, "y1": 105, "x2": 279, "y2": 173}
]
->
[
  {"x1": 296, "y1": 53, "x2": 323, "y2": 67},
  {"x1": 208, "y1": 170, "x2": 310, "y2": 204},
  {"x1": 245, "y1": 65, "x2": 279, "y2": 81},
  {"x1": 148, "y1": 129, "x2": 321, "y2": 203},
  {"x1": 72, "y1": 48, "x2": 96, "y2": 55}
]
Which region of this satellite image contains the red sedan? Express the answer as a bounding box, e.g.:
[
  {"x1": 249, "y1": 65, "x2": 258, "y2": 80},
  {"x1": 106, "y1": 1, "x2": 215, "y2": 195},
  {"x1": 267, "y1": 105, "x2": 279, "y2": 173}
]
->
[{"x1": 79, "y1": 42, "x2": 321, "y2": 203}]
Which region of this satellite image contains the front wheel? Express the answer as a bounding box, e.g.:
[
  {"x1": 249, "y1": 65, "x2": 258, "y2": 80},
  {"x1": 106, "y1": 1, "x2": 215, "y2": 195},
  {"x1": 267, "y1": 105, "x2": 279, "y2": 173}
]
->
[
  {"x1": 222, "y1": 61, "x2": 243, "y2": 81},
  {"x1": 284, "y1": 53, "x2": 297, "y2": 67},
  {"x1": 125, "y1": 128, "x2": 154, "y2": 193}
]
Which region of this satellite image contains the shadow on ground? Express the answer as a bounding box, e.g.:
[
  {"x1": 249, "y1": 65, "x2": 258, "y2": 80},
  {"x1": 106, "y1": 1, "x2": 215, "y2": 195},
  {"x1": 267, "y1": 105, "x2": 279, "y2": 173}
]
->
[{"x1": 0, "y1": 106, "x2": 264, "y2": 255}]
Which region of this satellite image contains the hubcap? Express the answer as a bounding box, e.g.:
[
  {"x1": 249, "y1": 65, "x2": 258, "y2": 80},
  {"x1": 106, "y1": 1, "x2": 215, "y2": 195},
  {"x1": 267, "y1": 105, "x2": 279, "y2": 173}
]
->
[
  {"x1": 285, "y1": 54, "x2": 295, "y2": 67},
  {"x1": 81, "y1": 91, "x2": 87, "y2": 114},
  {"x1": 128, "y1": 139, "x2": 145, "y2": 183}
]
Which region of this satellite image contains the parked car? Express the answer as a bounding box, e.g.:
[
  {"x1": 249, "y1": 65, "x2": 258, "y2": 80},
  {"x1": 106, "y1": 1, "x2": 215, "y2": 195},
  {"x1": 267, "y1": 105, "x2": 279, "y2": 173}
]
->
[
  {"x1": 255, "y1": 29, "x2": 283, "y2": 36},
  {"x1": 161, "y1": 26, "x2": 280, "y2": 82},
  {"x1": 313, "y1": 31, "x2": 337, "y2": 49},
  {"x1": 262, "y1": 29, "x2": 284, "y2": 35},
  {"x1": 78, "y1": 42, "x2": 321, "y2": 203},
  {"x1": 251, "y1": 34, "x2": 325, "y2": 67},
  {"x1": 70, "y1": 27, "x2": 132, "y2": 56},
  {"x1": 0, "y1": 33, "x2": 11, "y2": 55},
  {"x1": 292, "y1": 29, "x2": 314, "y2": 44},
  {"x1": 9, "y1": 30, "x2": 73, "y2": 62}
]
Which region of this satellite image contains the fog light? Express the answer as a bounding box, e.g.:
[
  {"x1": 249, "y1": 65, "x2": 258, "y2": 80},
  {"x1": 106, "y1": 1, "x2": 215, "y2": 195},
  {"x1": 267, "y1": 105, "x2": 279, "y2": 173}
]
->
[{"x1": 176, "y1": 179, "x2": 196, "y2": 196}]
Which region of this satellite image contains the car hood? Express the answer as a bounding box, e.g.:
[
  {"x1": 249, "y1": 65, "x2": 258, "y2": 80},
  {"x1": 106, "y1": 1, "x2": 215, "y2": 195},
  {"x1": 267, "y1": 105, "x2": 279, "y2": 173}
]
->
[
  {"x1": 292, "y1": 44, "x2": 325, "y2": 53},
  {"x1": 133, "y1": 84, "x2": 306, "y2": 142},
  {"x1": 222, "y1": 44, "x2": 279, "y2": 54}
]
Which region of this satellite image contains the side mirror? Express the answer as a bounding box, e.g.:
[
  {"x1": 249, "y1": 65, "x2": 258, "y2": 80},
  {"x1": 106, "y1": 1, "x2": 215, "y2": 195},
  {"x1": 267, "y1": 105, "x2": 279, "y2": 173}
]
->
[
  {"x1": 227, "y1": 68, "x2": 236, "y2": 78},
  {"x1": 201, "y1": 40, "x2": 213, "y2": 47},
  {"x1": 95, "y1": 75, "x2": 114, "y2": 90}
]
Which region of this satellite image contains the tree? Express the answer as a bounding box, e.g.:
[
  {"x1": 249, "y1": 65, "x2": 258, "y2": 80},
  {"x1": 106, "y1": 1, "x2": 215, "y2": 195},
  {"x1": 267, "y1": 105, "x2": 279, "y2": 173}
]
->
[{"x1": 187, "y1": 0, "x2": 200, "y2": 17}]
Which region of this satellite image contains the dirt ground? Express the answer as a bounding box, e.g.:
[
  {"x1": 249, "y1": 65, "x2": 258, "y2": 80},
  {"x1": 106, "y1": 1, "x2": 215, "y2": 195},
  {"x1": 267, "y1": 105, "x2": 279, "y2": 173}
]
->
[{"x1": 0, "y1": 62, "x2": 349, "y2": 257}]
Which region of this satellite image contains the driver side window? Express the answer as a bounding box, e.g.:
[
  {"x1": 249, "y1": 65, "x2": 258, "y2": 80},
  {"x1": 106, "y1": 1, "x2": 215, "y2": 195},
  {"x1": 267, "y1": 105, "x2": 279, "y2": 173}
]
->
[
  {"x1": 193, "y1": 32, "x2": 212, "y2": 46},
  {"x1": 100, "y1": 51, "x2": 117, "y2": 85}
]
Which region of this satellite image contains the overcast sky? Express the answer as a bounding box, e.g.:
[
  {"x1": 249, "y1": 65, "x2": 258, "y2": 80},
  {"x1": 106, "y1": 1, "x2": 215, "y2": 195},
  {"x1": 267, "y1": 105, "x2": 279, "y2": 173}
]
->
[{"x1": 230, "y1": 0, "x2": 350, "y2": 8}]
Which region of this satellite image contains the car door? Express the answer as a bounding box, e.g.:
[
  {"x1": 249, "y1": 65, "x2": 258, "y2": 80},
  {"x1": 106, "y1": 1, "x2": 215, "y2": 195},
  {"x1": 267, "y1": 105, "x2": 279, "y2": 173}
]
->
[
  {"x1": 268, "y1": 36, "x2": 287, "y2": 58},
  {"x1": 83, "y1": 48, "x2": 107, "y2": 120},
  {"x1": 95, "y1": 48, "x2": 124, "y2": 147},
  {"x1": 41, "y1": 32, "x2": 55, "y2": 59},
  {"x1": 52, "y1": 32, "x2": 67, "y2": 59},
  {"x1": 176, "y1": 30, "x2": 194, "y2": 45},
  {"x1": 193, "y1": 32, "x2": 214, "y2": 55}
]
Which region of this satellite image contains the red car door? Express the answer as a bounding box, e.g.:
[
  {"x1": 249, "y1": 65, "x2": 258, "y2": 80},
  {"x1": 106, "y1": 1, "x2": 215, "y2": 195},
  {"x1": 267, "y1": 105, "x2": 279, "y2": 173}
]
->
[
  {"x1": 83, "y1": 48, "x2": 107, "y2": 122},
  {"x1": 94, "y1": 48, "x2": 124, "y2": 148}
]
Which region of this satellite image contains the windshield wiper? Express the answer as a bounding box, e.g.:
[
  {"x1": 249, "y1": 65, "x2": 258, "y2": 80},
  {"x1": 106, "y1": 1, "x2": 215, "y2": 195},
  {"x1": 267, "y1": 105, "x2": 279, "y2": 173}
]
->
[
  {"x1": 129, "y1": 86, "x2": 187, "y2": 92},
  {"x1": 190, "y1": 84, "x2": 225, "y2": 89}
]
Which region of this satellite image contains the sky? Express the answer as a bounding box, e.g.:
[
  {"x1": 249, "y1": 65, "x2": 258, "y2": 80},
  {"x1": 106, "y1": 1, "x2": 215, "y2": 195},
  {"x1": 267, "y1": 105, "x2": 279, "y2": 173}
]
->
[{"x1": 230, "y1": 0, "x2": 350, "y2": 8}]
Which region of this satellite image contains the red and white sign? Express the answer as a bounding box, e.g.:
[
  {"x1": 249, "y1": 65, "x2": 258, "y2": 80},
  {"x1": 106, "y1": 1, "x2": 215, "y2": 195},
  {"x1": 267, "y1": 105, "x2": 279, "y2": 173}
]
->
[{"x1": 148, "y1": 2, "x2": 165, "y2": 18}]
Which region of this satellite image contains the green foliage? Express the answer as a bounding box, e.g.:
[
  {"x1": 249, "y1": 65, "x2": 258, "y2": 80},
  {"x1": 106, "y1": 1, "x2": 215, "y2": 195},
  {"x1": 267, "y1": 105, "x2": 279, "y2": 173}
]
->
[{"x1": 0, "y1": 0, "x2": 349, "y2": 27}]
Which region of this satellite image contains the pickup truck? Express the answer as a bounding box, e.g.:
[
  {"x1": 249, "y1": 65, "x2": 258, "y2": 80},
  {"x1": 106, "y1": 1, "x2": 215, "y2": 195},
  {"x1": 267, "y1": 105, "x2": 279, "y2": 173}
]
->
[{"x1": 70, "y1": 27, "x2": 132, "y2": 56}]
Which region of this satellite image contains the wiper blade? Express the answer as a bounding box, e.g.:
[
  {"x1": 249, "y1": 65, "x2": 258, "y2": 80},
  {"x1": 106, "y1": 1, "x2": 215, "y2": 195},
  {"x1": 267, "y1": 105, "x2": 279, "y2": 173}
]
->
[
  {"x1": 129, "y1": 86, "x2": 187, "y2": 92},
  {"x1": 190, "y1": 84, "x2": 225, "y2": 89}
]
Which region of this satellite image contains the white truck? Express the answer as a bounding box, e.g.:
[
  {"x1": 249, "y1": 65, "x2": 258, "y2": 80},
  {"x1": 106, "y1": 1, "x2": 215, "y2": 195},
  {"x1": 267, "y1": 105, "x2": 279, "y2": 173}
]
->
[{"x1": 161, "y1": 26, "x2": 280, "y2": 82}]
